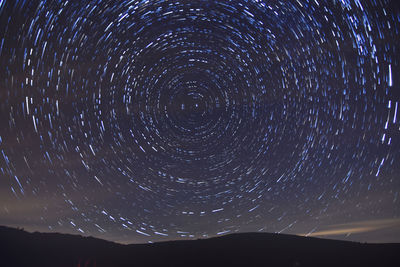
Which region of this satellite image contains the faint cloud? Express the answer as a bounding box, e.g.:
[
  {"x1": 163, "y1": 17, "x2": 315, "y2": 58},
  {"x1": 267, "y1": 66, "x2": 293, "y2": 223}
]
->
[{"x1": 299, "y1": 218, "x2": 400, "y2": 237}]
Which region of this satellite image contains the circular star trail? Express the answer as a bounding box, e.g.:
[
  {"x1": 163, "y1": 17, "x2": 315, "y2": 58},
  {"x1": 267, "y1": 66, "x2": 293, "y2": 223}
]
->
[{"x1": 0, "y1": 0, "x2": 399, "y2": 243}]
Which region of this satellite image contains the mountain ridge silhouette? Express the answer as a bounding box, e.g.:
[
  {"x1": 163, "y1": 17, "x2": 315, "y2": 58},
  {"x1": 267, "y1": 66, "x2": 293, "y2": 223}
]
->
[{"x1": 1, "y1": 225, "x2": 399, "y2": 266}]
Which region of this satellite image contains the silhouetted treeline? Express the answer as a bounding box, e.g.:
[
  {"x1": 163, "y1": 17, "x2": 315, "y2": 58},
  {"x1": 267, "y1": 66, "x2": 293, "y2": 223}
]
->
[{"x1": 1, "y1": 225, "x2": 399, "y2": 267}]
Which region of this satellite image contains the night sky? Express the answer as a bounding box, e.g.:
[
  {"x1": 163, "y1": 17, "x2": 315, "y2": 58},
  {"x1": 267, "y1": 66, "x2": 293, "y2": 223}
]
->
[{"x1": 0, "y1": 0, "x2": 399, "y2": 244}]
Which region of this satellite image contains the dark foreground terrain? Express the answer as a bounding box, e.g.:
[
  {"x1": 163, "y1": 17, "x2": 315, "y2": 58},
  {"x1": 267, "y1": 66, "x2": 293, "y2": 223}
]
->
[{"x1": 1, "y1": 225, "x2": 399, "y2": 267}]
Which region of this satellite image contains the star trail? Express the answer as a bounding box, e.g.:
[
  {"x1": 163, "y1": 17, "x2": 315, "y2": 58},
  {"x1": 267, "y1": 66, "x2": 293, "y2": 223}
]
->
[{"x1": 0, "y1": 0, "x2": 399, "y2": 244}]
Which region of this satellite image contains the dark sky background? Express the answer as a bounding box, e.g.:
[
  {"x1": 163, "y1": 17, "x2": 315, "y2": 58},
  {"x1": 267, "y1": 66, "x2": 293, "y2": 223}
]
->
[{"x1": 0, "y1": 0, "x2": 399, "y2": 244}]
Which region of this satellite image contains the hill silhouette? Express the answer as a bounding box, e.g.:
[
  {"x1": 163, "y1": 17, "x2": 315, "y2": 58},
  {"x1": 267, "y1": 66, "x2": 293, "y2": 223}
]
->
[{"x1": 1, "y1": 225, "x2": 399, "y2": 267}]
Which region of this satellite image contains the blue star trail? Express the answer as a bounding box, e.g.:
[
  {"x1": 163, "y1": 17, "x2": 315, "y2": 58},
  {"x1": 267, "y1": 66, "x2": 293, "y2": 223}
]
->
[{"x1": 0, "y1": 0, "x2": 399, "y2": 244}]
